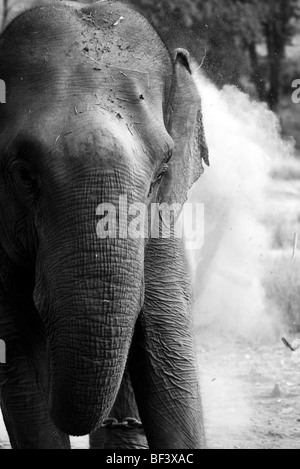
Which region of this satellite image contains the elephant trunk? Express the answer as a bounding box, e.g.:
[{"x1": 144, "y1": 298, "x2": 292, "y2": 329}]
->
[{"x1": 34, "y1": 177, "x2": 145, "y2": 436}]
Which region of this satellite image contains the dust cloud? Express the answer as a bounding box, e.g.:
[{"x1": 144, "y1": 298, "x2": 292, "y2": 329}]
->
[
  {"x1": 186, "y1": 70, "x2": 295, "y2": 340},
  {"x1": 184, "y1": 71, "x2": 297, "y2": 449}
]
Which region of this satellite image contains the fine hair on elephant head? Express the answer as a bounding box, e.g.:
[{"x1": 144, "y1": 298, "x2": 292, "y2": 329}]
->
[{"x1": 0, "y1": 0, "x2": 209, "y2": 437}]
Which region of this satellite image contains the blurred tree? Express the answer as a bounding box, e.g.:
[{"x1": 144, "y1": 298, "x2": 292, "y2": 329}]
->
[
  {"x1": 260, "y1": 0, "x2": 300, "y2": 110},
  {"x1": 130, "y1": 0, "x2": 300, "y2": 112},
  {"x1": 237, "y1": 0, "x2": 300, "y2": 111},
  {"x1": 0, "y1": 0, "x2": 32, "y2": 29}
]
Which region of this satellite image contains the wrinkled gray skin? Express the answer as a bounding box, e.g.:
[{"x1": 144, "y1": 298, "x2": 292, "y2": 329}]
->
[{"x1": 0, "y1": 0, "x2": 209, "y2": 449}]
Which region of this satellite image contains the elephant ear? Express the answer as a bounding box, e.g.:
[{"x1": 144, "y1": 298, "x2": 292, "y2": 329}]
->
[{"x1": 159, "y1": 49, "x2": 209, "y2": 208}]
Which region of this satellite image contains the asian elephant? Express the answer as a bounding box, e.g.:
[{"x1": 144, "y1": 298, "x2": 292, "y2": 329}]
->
[{"x1": 0, "y1": 0, "x2": 209, "y2": 449}]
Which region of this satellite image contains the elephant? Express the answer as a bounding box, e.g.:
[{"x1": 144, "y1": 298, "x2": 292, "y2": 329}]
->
[{"x1": 0, "y1": 0, "x2": 209, "y2": 449}]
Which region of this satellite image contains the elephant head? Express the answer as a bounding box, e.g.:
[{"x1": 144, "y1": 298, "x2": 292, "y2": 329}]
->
[{"x1": 0, "y1": 1, "x2": 208, "y2": 436}]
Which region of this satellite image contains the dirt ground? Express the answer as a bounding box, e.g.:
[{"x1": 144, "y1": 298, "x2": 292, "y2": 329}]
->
[
  {"x1": 198, "y1": 333, "x2": 300, "y2": 449},
  {"x1": 1, "y1": 333, "x2": 300, "y2": 449}
]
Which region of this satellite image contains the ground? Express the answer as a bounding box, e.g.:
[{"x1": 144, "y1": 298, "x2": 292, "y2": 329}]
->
[
  {"x1": 197, "y1": 170, "x2": 300, "y2": 450},
  {"x1": 198, "y1": 333, "x2": 300, "y2": 449},
  {"x1": 1, "y1": 334, "x2": 300, "y2": 449}
]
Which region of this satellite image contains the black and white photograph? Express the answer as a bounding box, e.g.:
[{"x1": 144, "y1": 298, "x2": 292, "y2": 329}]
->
[{"x1": 0, "y1": 0, "x2": 299, "y2": 452}]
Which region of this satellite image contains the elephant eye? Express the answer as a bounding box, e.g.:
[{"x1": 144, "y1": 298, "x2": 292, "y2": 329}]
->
[
  {"x1": 15, "y1": 166, "x2": 33, "y2": 184},
  {"x1": 155, "y1": 163, "x2": 169, "y2": 183},
  {"x1": 148, "y1": 163, "x2": 169, "y2": 198},
  {"x1": 11, "y1": 161, "x2": 39, "y2": 200}
]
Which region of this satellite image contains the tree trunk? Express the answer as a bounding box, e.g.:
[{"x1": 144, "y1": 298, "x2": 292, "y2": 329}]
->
[
  {"x1": 266, "y1": 28, "x2": 282, "y2": 112},
  {"x1": 248, "y1": 41, "x2": 267, "y2": 102},
  {"x1": 264, "y1": 0, "x2": 291, "y2": 112}
]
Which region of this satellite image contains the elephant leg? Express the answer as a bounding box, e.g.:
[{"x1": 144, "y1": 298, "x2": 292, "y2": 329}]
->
[
  {"x1": 129, "y1": 239, "x2": 206, "y2": 449},
  {"x1": 0, "y1": 277, "x2": 70, "y2": 449},
  {"x1": 89, "y1": 368, "x2": 148, "y2": 449}
]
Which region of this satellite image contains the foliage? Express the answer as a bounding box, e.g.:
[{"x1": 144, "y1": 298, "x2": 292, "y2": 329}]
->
[{"x1": 130, "y1": 0, "x2": 300, "y2": 111}]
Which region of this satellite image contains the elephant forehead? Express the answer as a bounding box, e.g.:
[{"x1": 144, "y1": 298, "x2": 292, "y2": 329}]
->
[
  {"x1": 0, "y1": 86, "x2": 173, "y2": 176},
  {"x1": 0, "y1": 2, "x2": 171, "y2": 81},
  {"x1": 58, "y1": 115, "x2": 143, "y2": 166},
  {"x1": 0, "y1": 3, "x2": 172, "y2": 123},
  {"x1": 1, "y1": 108, "x2": 156, "y2": 181},
  {"x1": 0, "y1": 3, "x2": 173, "y2": 166}
]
